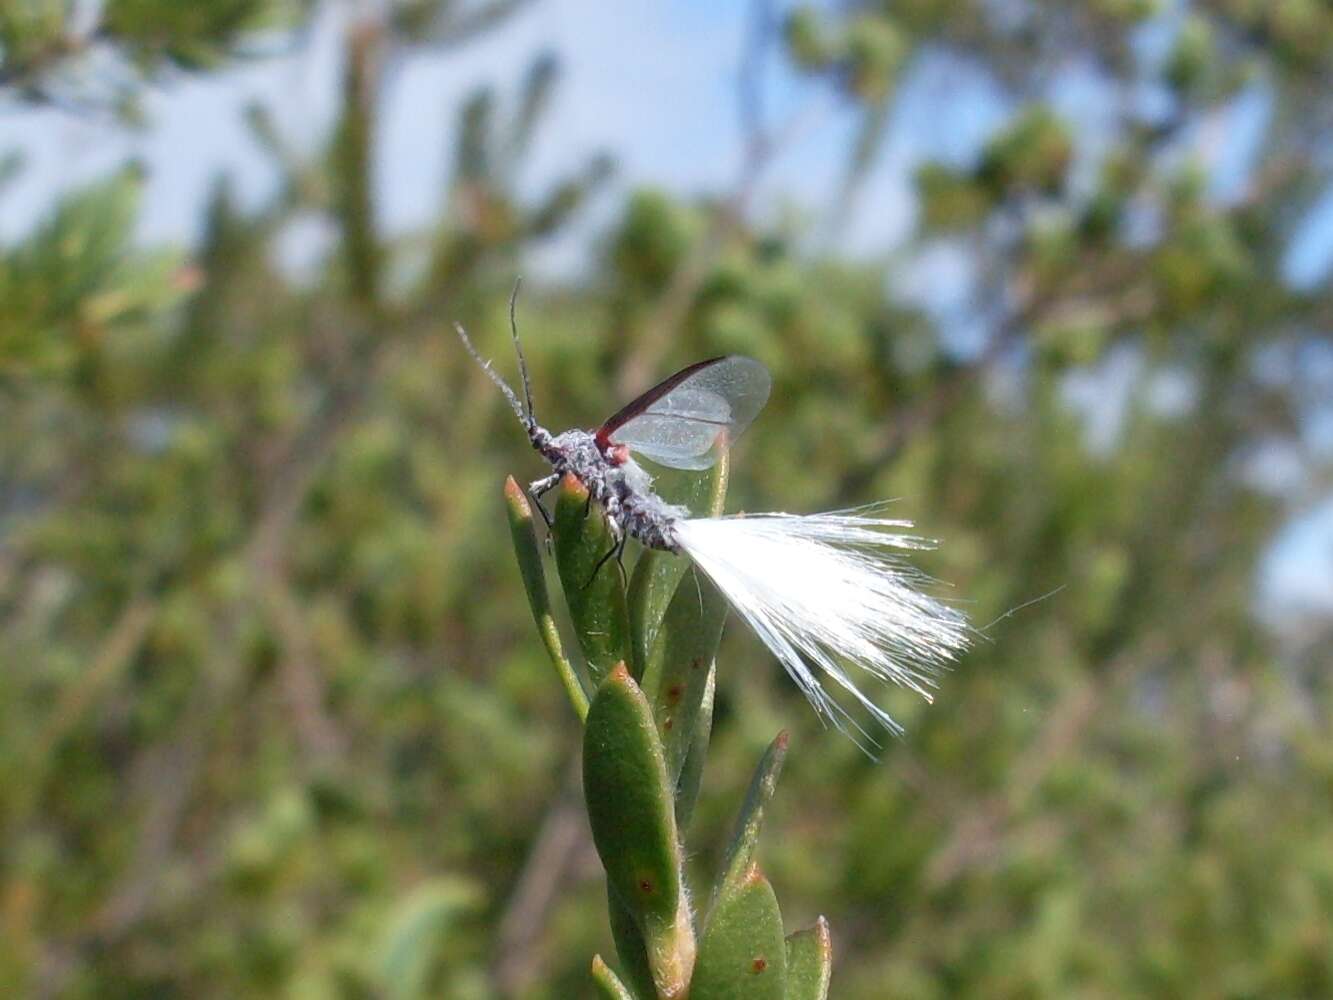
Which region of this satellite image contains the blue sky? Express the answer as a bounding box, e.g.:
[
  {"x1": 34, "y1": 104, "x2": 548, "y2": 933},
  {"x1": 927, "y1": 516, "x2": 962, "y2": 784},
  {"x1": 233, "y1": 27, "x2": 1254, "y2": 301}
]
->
[{"x1": 1, "y1": 0, "x2": 1329, "y2": 615}]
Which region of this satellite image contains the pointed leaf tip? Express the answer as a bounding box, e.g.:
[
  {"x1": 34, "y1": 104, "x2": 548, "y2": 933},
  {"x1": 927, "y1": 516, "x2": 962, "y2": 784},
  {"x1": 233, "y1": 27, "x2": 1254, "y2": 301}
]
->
[
  {"x1": 714, "y1": 732, "x2": 789, "y2": 906},
  {"x1": 560, "y1": 471, "x2": 587, "y2": 497},
  {"x1": 504, "y1": 476, "x2": 589, "y2": 720},
  {"x1": 554, "y1": 473, "x2": 630, "y2": 683},
  {"x1": 591, "y1": 955, "x2": 637, "y2": 1000},
  {"x1": 503, "y1": 475, "x2": 532, "y2": 514},
  {"x1": 785, "y1": 917, "x2": 832, "y2": 1000}
]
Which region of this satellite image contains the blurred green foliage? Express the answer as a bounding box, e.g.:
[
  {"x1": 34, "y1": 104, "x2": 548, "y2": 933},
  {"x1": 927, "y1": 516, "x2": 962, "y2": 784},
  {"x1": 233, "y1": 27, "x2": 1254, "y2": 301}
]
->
[{"x1": 1, "y1": 1, "x2": 1331, "y2": 998}]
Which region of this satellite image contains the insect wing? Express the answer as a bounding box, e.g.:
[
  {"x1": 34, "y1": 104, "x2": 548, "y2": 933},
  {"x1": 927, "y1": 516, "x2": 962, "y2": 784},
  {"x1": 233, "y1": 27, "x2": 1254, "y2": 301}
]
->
[{"x1": 599, "y1": 356, "x2": 771, "y2": 470}]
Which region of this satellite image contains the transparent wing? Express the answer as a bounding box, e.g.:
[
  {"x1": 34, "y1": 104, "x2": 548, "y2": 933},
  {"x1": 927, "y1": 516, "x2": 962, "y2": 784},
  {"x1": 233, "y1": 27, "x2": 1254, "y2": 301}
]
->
[{"x1": 597, "y1": 356, "x2": 771, "y2": 470}]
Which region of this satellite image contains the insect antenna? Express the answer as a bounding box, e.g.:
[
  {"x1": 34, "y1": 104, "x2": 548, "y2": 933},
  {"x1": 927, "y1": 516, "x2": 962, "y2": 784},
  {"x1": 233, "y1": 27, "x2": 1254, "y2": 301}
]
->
[
  {"x1": 453, "y1": 320, "x2": 530, "y2": 429},
  {"x1": 508, "y1": 277, "x2": 537, "y2": 425}
]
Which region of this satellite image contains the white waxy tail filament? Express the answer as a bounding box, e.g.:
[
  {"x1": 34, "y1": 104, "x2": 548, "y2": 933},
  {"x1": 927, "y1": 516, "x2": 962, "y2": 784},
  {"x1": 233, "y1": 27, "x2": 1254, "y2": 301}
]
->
[{"x1": 673, "y1": 509, "x2": 969, "y2": 745}]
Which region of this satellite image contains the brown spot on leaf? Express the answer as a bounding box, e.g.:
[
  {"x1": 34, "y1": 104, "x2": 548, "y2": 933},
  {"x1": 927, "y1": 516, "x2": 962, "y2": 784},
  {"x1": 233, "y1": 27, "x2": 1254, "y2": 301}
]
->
[
  {"x1": 751, "y1": 956, "x2": 768, "y2": 974},
  {"x1": 665, "y1": 683, "x2": 683, "y2": 703}
]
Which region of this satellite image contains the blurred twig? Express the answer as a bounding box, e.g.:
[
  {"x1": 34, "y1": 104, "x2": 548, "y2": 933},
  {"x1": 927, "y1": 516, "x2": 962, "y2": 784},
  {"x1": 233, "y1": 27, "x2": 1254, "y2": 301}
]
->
[
  {"x1": 430, "y1": 0, "x2": 536, "y2": 49},
  {"x1": 27, "y1": 589, "x2": 157, "y2": 792},
  {"x1": 615, "y1": 0, "x2": 824, "y2": 397},
  {"x1": 34, "y1": 634, "x2": 245, "y2": 999},
  {"x1": 841, "y1": 266, "x2": 1159, "y2": 498},
  {"x1": 821, "y1": 94, "x2": 894, "y2": 247},
  {"x1": 240, "y1": 345, "x2": 384, "y2": 770},
  {"x1": 921, "y1": 636, "x2": 1163, "y2": 889},
  {"x1": 492, "y1": 755, "x2": 597, "y2": 997},
  {"x1": 835, "y1": 298, "x2": 1034, "y2": 499}
]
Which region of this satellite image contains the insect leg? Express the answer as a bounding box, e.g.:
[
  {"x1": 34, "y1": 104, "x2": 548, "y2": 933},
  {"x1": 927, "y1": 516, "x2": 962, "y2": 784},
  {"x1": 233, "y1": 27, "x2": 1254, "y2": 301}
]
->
[
  {"x1": 612, "y1": 528, "x2": 630, "y2": 589},
  {"x1": 529, "y1": 472, "x2": 559, "y2": 497},
  {"x1": 527, "y1": 473, "x2": 559, "y2": 534},
  {"x1": 585, "y1": 517, "x2": 624, "y2": 590}
]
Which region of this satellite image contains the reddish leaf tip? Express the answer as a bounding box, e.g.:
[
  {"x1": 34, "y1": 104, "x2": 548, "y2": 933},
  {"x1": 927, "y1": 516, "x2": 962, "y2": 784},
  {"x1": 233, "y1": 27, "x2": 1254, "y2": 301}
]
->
[
  {"x1": 503, "y1": 476, "x2": 532, "y2": 514},
  {"x1": 559, "y1": 472, "x2": 588, "y2": 497}
]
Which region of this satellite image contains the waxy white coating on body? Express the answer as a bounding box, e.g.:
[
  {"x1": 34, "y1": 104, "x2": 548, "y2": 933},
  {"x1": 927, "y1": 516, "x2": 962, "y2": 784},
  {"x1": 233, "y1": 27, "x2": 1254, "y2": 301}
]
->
[{"x1": 529, "y1": 424, "x2": 686, "y2": 553}]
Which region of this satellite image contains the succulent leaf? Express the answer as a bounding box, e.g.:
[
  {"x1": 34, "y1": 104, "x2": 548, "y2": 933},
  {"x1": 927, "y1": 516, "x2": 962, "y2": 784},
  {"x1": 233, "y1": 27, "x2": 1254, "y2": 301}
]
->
[
  {"x1": 591, "y1": 954, "x2": 640, "y2": 1000},
  {"x1": 553, "y1": 474, "x2": 631, "y2": 684},
  {"x1": 642, "y1": 569, "x2": 728, "y2": 782},
  {"x1": 584, "y1": 664, "x2": 695, "y2": 999},
  {"x1": 608, "y1": 885, "x2": 660, "y2": 1000},
  {"x1": 504, "y1": 476, "x2": 590, "y2": 719},
  {"x1": 784, "y1": 917, "x2": 833, "y2": 1000},
  {"x1": 673, "y1": 663, "x2": 715, "y2": 833},
  {"x1": 627, "y1": 453, "x2": 728, "y2": 679},
  {"x1": 715, "y1": 732, "x2": 789, "y2": 904},
  {"x1": 692, "y1": 867, "x2": 786, "y2": 1000}
]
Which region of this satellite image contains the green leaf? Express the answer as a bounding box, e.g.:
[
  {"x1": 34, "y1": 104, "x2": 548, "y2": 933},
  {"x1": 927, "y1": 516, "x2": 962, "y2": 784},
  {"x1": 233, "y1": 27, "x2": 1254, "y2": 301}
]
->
[
  {"x1": 608, "y1": 887, "x2": 658, "y2": 1000},
  {"x1": 591, "y1": 954, "x2": 639, "y2": 1000},
  {"x1": 692, "y1": 868, "x2": 786, "y2": 1000},
  {"x1": 553, "y1": 474, "x2": 631, "y2": 685},
  {"x1": 784, "y1": 917, "x2": 832, "y2": 1000},
  {"x1": 674, "y1": 663, "x2": 715, "y2": 834},
  {"x1": 504, "y1": 476, "x2": 589, "y2": 720},
  {"x1": 626, "y1": 546, "x2": 687, "y2": 683},
  {"x1": 375, "y1": 877, "x2": 479, "y2": 1000},
  {"x1": 642, "y1": 569, "x2": 728, "y2": 782},
  {"x1": 104, "y1": 0, "x2": 284, "y2": 71},
  {"x1": 0, "y1": 168, "x2": 189, "y2": 378},
  {"x1": 626, "y1": 453, "x2": 728, "y2": 679},
  {"x1": 584, "y1": 665, "x2": 695, "y2": 999},
  {"x1": 715, "y1": 732, "x2": 789, "y2": 904},
  {"x1": 508, "y1": 52, "x2": 559, "y2": 165}
]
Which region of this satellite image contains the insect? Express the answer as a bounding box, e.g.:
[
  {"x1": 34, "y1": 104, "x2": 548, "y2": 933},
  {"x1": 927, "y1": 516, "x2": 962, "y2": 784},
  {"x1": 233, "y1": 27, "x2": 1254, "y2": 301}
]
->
[{"x1": 455, "y1": 298, "x2": 969, "y2": 743}]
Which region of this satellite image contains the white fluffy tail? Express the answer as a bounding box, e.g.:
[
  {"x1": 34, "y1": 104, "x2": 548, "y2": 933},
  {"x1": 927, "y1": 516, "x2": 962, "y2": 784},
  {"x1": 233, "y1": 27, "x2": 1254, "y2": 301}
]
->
[{"x1": 673, "y1": 508, "x2": 969, "y2": 745}]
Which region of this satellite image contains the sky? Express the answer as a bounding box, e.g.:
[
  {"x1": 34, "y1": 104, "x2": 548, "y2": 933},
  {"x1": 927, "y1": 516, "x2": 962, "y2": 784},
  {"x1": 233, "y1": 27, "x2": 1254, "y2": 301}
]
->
[{"x1": 0, "y1": 0, "x2": 1329, "y2": 615}]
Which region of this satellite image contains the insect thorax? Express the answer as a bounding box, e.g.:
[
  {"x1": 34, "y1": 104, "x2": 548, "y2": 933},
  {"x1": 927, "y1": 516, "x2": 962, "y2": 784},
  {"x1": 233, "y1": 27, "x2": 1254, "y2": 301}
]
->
[{"x1": 529, "y1": 425, "x2": 683, "y2": 552}]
